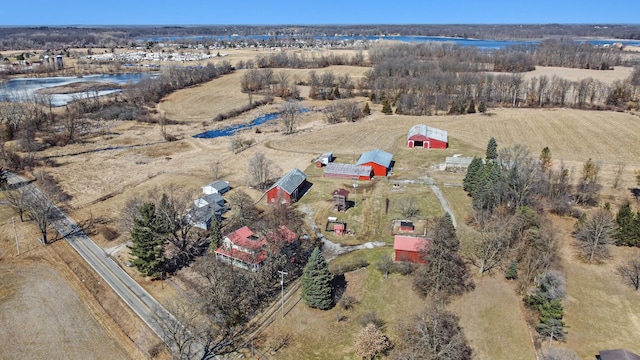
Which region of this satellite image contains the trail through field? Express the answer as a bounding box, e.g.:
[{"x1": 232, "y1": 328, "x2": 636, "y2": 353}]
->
[{"x1": 299, "y1": 205, "x2": 387, "y2": 261}]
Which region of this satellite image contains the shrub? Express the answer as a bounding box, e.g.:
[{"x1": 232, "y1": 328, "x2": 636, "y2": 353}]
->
[
  {"x1": 359, "y1": 311, "x2": 385, "y2": 329},
  {"x1": 339, "y1": 294, "x2": 358, "y2": 310}
]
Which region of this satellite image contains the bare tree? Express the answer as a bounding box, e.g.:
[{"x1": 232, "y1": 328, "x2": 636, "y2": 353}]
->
[
  {"x1": 279, "y1": 101, "x2": 301, "y2": 134},
  {"x1": 354, "y1": 323, "x2": 390, "y2": 360},
  {"x1": 398, "y1": 198, "x2": 420, "y2": 219},
  {"x1": 225, "y1": 191, "x2": 260, "y2": 231},
  {"x1": 464, "y1": 220, "x2": 509, "y2": 275},
  {"x1": 612, "y1": 161, "x2": 626, "y2": 190},
  {"x1": 573, "y1": 208, "x2": 616, "y2": 263},
  {"x1": 617, "y1": 257, "x2": 640, "y2": 291},
  {"x1": 24, "y1": 187, "x2": 58, "y2": 244},
  {"x1": 4, "y1": 185, "x2": 28, "y2": 222},
  {"x1": 248, "y1": 152, "x2": 275, "y2": 189}
]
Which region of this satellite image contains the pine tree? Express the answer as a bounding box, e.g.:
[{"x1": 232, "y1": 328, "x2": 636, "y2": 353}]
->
[
  {"x1": 615, "y1": 201, "x2": 635, "y2": 246},
  {"x1": 539, "y1": 147, "x2": 552, "y2": 174},
  {"x1": 363, "y1": 102, "x2": 371, "y2": 116},
  {"x1": 0, "y1": 166, "x2": 7, "y2": 189},
  {"x1": 301, "y1": 248, "x2": 333, "y2": 310},
  {"x1": 413, "y1": 215, "x2": 474, "y2": 302},
  {"x1": 467, "y1": 99, "x2": 476, "y2": 114},
  {"x1": 462, "y1": 157, "x2": 485, "y2": 196},
  {"x1": 208, "y1": 215, "x2": 222, "y2": 253},
  {"x1": 485, "y1": 137, "x2": 498, "y2": 160},
  {"x1": 478, "y1": 100, "x2": 487, "y2": 115},
  {"x1": 381, "y1": 100, "x2": 393, "y2": 115},
  {"x1": 128, "y1": 203, "x2": 166, "y2": 278}
]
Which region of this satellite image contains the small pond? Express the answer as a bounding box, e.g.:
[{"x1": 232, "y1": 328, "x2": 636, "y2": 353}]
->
[{"x1": 0, "y1": 72, "x2": 156, "y2": 106}]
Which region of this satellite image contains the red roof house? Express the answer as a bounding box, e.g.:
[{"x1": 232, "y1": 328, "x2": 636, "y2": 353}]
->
[
  {"x1": 215, "y1": 226, "x2": 267, "y2": 271},
  {"x1": 407, "y1": 124, "x2": 448, "y2": 149},
  {"x1": 394, "y1": 235, "x2": 430, "y2": 264}
]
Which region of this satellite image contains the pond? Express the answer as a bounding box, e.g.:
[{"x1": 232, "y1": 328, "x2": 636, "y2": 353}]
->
[
  {"x1": 193, "y1": 109, "x2": 308, "y2": 139},
  {"x1": 0, "y1": 72, "x2": 156, "y2": 106}
]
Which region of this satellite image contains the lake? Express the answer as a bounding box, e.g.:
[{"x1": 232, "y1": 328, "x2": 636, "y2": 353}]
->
[
  {"x1": 138, "y1": 34, "x2": 640, "y2": 49},
  {"x1": 0, "y1": 72, "x2": 156, "y2": 106}
]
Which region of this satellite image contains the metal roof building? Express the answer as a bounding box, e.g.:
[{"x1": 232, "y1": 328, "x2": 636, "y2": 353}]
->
[
  {"x1": 356, "y1": 149, "x2": 393, "y2": 177},
  {"x1": 324, "y1": 163, "x2": 373, "y2": 181},
  {"x1": 266, "y1": 168, "x2": 308, "y2": 204},
  {"x1": 407, "y1": 124, "x2": 448, "y2": 149}
]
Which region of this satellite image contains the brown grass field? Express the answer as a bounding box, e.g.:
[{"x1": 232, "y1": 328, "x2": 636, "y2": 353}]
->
[{"x1": 523, "y1": 65, "x2": 635, "y2": 85}]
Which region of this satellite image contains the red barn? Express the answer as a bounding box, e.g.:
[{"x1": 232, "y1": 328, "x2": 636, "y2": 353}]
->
[
  {"x1": 266, "y1": 168, "x2": 307, "y2": 204},
  {"x1": 356, "y1": 149, "x2": 393, "y2": 177},
  {"x1": 407, "y1": 124, "x2": 448, "y2": 149},
  {"x1": 394, "y1": 235, "x2": 430, "y2": 264}
]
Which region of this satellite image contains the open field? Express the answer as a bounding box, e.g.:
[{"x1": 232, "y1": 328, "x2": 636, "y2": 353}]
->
[{"x1": 522, "y1": 65, "x2": 635, "y2": 85}]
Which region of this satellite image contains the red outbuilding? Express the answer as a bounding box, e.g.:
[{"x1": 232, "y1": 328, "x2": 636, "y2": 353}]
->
[
  {"x1": 266, "y1": 168, "x2": 308, "y2": 204},
  {"x1": 394, "y1": 235, "x2": 430, "y2": 264},
  {"x1": 407, "y1": 124, "x2": 448, "y2": 149},
  {"x1": 356, "y1": 149, "x2": 393, "y2": 177}
]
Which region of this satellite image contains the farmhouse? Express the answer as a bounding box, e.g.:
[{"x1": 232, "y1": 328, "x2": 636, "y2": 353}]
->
[
  {"x1": 186, "y1": 204, "x2": 225, "y2": 230},
  {"x1": 202, "y1": 180, "x2": 230, "y2": 195},
  {"x1": 407, "y1": 124, "x2": 448, "y2": 149},
  {"x1": 266, "y1": 168, "x2": 308, "y2": 204},
  {"x1": 215, "y1": 226, "x2": 267, "y2": 271},
  {"x1": 394, "y1": 235, "x2": 430, "y2": 264},
  {"x1": 324, "y1": 163, "x2": 373, "y2": 181},
  {"x1": 356, "y1": 149, "x2": 393, "y2": 177},
  {"x1": 214, "y1": 225, "x2": 298, "y2": 271},
  {"x1": 194, "y1": 193, "x2": 224, "y2": 208}
]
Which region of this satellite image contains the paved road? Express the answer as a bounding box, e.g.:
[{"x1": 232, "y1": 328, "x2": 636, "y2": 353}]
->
[{"x1": 6, "y1": 173, "x2": 188, "y2": 356}]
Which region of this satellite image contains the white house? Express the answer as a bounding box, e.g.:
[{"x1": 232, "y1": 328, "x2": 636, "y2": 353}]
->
[{"x1": 202, "y1": 180, "x2": 230, "y2": 195}]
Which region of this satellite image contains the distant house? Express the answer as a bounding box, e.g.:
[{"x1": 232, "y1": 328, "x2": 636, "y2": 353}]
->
[
  {"x1": 202, "y1": 180, "x2": 230, "y2": 195},
  {"x1": 394, "y1": 235, "x2": 430, "y2": 264},
  {"x1": 598, "y1": 349, "x2": 640, "y2": 360},
  {"x1": 266, "y1": 168, "x2": 308, "y2": 204},
  {"x1": 323, "y1": 163, "x2": 373, "y2": 181},
  {"x1": 215, "y1": 225, "x2": 298, "y2": 271},
  {"x1": 356, "y1": 149, "x2": 393, "y2": 177},
  {"x1": 407, "y1": 124, "x2": 448, "y2": 149}
]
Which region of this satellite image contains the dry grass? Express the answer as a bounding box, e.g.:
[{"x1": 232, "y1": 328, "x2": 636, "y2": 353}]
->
[
  {"x1": 257, "y1": 255, "x2": 426, "y2": 359},
  {"x1": 552, "y1": 216, "x2": 640, "y2": 358},
  {"x1": 450, "y1": 277, "x2": 536, "y2": 360},
  {"x1": 522, "y1": 65, "x2": 635, "y2": 85}
]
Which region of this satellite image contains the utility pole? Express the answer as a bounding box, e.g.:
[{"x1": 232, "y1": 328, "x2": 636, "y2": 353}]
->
[
  {"x1": 12, "y1": 218, "x2": 19, "y2": 256},
  {"x1": 353, "y1": 182, "x2": 358, "y2": 208},
  {"x1": 278, "y1": 270, "x2": 288, "y2": 318}
]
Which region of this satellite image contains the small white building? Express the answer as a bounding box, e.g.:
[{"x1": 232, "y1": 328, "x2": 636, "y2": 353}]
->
[{"x1": 202, "y1": 180, "x2": 230, "y2": 195}]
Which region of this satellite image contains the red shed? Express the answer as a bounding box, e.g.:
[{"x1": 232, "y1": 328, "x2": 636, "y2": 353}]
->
[
  {"x1": 394, "y1": 235, "x2": 430, "y2": 264},
  {"x1": 356, "y1": 149, "x2": 393, "y2": 177},
  {"x1": 407, "y1": 124, "x2": 448, "y2": 149},
  {"x1": 266, "y1": 168, "x2": 307, "y2": 204}
]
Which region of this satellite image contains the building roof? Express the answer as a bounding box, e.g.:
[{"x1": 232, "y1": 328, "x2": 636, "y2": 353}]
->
[
  {"x1": 195, "y1": 193, "x2": 224, "y2": 207},
  {"x1": 356, "y1": 149, "x2": 393, "y2": 168},
  {"x1": 269, "y1": 168, "x2": 307, "y2": 194},
  {"x1": 225, "y1": 226, "x2": 266, "y2": 251},
  {"x1": 445, "y1": 156, "x2": 474, "y2": 168},
  {"x1": 214, "y1": 246, "x2": 267, "y2": 265},
  {"x1": 407, "y1": 124, "x2": 448, "y2": 143},
  {"x1": 599, "y1": 349, "x2": 640, "y2": 360},
  {"x1": 394, "y1": 235, "x2": 430, "y2": 252},
  {"x1": 325, "y1": 163, "x2": 373, "y2": 177},
  {"x1": 203, "y1": 179, "x2": 230, "y2": 192},
  {"x1": 267, "y1": 225, "x2": 299, "y2": 245},
  {"x1": 332, "y1": 188, "x2": 350, "y2": 198}
]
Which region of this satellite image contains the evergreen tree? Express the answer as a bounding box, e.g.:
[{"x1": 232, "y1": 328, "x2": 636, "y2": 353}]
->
[
  {"x1": 467, "y1": 99, "x2": 476, "y2": 114},
  {"x1": 0, "y1": 166, "x2": 7, "y2": 189},
  {"x1": 478, "y1": 100, "x2": 487, "y2": 115},
  {"x1": 363, "y1": 102, "x2": 371, "y2": 116},
  {"x1": 208, "y1": 215, "x2": 223, "y2": 253},
  {"x1": 539, "y1": 147, "x2": 552, "y2": 174},
  {"x1": 381, "y1": 99, "x2": 393, "y2": 115},
  {"x1": 462, "y1": 157, "x2": 485, "y2": 196},
  {"x1": 615, "y1": 201, "x2": 637, "y2": 246},
  {"x1": 472, "y1": 162, "x2": 501, "y2": 211},
  {"x1": 413, "y1": 214, "x2": 474, "y2": 302},
  {"x1": 333, "y1": 86, "x2": 341, "y2": 99},
  {"x1": 128, "y1": 203, "x2": 166, "y2": 278},
  {"x1": 485, "y1": 137, "x2": 498, "y2": 160},
  {"x1": 301, "y1": 248, "x2": 333, "y2": 310},
  {"x1": 505, "y1": 260, "x2": 518, "y2": 280}
]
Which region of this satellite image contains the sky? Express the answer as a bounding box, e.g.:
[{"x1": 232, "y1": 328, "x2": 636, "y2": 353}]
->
[{"x1": 0, "y1": 0, "x2": 638, "y2": 26}]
